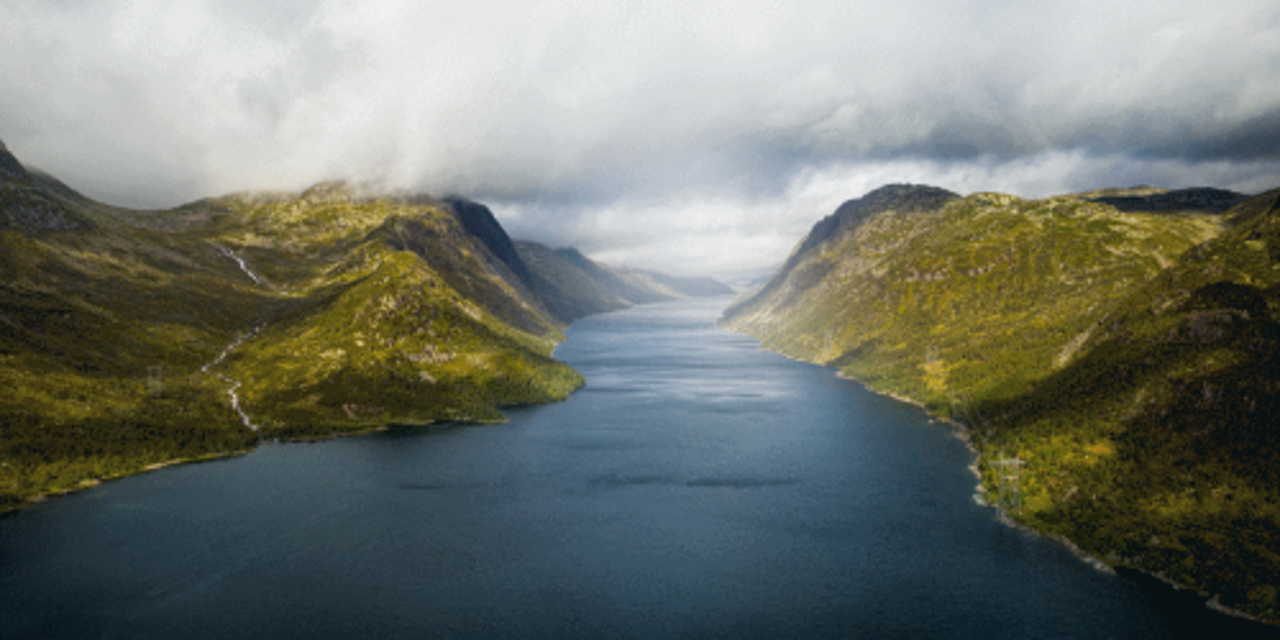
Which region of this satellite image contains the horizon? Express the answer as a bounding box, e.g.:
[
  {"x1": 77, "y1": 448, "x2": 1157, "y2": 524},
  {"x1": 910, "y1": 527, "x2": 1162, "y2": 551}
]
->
[{"x1": 3, "y1": 1, "x2": 1278, "y2": 278}]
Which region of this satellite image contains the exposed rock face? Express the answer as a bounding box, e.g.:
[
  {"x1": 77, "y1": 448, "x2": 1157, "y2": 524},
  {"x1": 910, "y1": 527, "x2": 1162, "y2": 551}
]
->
[
  {"x1": 0, "y1": 139, "x2": 31, "y2": 182},
  {"x1": 444, "y1": 197, "x2": 530, "y2": 282},
  {"x1": 0, "y1": 191, "x2": 84, "y2": 232},
  {"x1": 0, "y1": 140, "x2": 89, "y2": 233}
]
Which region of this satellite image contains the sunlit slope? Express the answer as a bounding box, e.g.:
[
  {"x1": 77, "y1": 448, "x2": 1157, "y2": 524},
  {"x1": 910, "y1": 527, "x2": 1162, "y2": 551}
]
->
[
  {"x1": 723, "y1": 184, "x2": 1219, "y2": 406},
  {"x1": 974, "y1": 189, "x2": 1280, "y2": 619},
  {"x1": 201, "y1": 187, "x2": 582, "y2": 435},
  {"x1": 0, "y1": 142, "x2": 582, "y2": 509},
  {"x1": 1, "y1": 143, "x2": 263, "y2": 509},
  {"x1": 723, "y1": 183, "x2": 1280, "y2": 622}
]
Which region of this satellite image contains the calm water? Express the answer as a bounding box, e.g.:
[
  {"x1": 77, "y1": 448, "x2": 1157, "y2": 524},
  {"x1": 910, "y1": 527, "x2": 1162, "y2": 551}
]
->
[{"x1": 0, "y1": 298, "x2": 1269, "y2": 638}]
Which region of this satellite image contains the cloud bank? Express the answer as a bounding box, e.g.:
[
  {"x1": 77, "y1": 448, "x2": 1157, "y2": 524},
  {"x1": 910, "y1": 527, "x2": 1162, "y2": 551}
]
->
[{"x1": 2, "y1": 0, "x2": 1278, "y2": 276}]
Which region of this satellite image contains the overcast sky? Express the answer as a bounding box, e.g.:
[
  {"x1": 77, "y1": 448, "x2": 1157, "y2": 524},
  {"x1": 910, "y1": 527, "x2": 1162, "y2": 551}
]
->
[{"x1": 2, "y1": 1, "x2": 1279, "y2": 277}]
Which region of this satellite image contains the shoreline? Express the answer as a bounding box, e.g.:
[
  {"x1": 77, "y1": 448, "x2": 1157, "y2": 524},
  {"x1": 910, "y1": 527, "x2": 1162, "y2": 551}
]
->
[
  {"x1": 4, "y1": 448, "x2": 254, "y2": 517},
  {"x1": 2, "y1": 384, "x2": 583, "y2": 518},
  {"x1": 2, "y1": 291, "x2": 600, "y2": 519},
  {"x1": 723, "y1": 328, "x2": 1273, "y2": 628},
  {"x1": 830, "y1": 362, "x2": 1271, "y2": 627}
]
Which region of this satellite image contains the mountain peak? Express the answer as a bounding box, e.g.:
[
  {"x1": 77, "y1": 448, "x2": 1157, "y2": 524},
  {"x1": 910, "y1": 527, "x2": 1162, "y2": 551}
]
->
[
  {"x1": 299, "y1": 180, "x2": 355, "y2": 204},
  {"x1": 807, "y1": 183, "x2": 959, "y2": 258},
  {"x1": 723, "y1": 183, "x2": 960, "y2": 322},
  {"x1": 0, "y1": 139, "x2": 31, "y2": 183},
  {"x1": 443, "y1": 197, "x2": 529, "y2": 282},
  {"x1": 847, "y1": 183, "x2": 960, "y2": 211}
]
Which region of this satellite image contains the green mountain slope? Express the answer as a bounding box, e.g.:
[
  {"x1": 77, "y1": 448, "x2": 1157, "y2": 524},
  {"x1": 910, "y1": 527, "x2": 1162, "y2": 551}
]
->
[
  {"x1": 197, "y1": 186, "x2": 583, "y2": 437},
  {"x1": 723, "y1": 184, "x2": 1219, "y2": 405},
  {"x1": 722, "y1": 183, "x2": 1280, "y2": 622},
  {"x1": 2, "y1": 144, "x2": 269, "y2": 508},
  {"x1": 972, "y1": 189, "x2": 1280, "y2": 619},
  {"x1": 0, "y1": 143, "x2": 582, "y2": 510}
]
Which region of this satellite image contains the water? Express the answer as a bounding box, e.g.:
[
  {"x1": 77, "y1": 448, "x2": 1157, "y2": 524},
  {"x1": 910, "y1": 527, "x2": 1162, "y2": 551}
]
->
[{"x1": 0, "y1": 298, "x2": 1270, "y2": 638}]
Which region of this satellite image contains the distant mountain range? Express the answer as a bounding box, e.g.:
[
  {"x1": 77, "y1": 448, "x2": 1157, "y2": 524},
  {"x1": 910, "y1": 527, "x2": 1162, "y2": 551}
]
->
[
  {"x1": 722, "y1": 183, "x2": 1280, "y2": 623},
  {"x1": 516, "y1": 241, "x2": 732, "y2": 324},
  {"x1": 0, "y1": 140, "x2": 728, "y2": 512}
]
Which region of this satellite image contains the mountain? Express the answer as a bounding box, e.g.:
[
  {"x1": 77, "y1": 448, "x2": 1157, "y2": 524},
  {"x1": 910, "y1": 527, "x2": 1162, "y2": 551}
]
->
[
  {"x1": 987, "y1": 188, "x2": 1280, "y2": 619},
  {"x1": 0, "y1": 138, "x2": 736, "y2": 513},
  {"x1": 516, "y1": 241, "x2": 732, "y2": 324},
  {"x1": 1, "y1": 142, "x2": 92, "y2": 233},
  {"x1": 442, "y1": 196, "x2": 531, "y2": 282},
  {"x1": 613, "y1": 268, "x2": 735, "y2": 300},
  {"x1": 722, "y1": 183, "x2": 1280, "y2": 622},
  {"x1": 1088, "y1": 187, "x2": 1249, "y2": 215},
  {"x1": 0, "y1": 145, "x2": 585, "y2": 510}
]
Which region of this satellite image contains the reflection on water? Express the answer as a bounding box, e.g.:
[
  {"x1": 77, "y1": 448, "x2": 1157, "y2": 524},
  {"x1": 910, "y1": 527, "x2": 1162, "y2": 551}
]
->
[{"x1": 0, "y1": 297, "x2": 1271, "y2": 639}]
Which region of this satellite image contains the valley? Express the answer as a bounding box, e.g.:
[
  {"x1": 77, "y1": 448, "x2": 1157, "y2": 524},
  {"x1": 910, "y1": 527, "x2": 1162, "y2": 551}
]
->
[{"x1": 3, "y1": 135, "x2": 1278, "y2": 626}]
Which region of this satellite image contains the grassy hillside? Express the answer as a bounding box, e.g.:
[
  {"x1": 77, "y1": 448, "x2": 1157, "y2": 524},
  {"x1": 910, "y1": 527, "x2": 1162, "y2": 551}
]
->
[
  {"x1": 0, "y1": 143, "x2": 582, "y2": 511},
  {"x1": 724, "y1": 185, "x2": 1219, "y2": 405},
  {"x1": 199, "y1": 186, "x2": 583, "y2": 437},
  {"x1": 722, "y1": 184, "x2": 1280, "y2": 622},
  {"x1": 972, "y1": 189, "x2": 1280, "y2": 620}
]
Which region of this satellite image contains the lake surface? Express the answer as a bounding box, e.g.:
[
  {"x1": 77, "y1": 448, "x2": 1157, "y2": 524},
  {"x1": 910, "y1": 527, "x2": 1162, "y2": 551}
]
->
[{"x1": 0, "y1": 298, "x2": 1268, "y2": 638}]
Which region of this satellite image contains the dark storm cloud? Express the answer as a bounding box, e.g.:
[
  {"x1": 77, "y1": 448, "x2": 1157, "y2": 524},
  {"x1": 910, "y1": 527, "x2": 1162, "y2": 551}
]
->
[
  {"x1": 1148, "y1": 108, "x2": 1280, "y2": 161},
  {"x1": 1, "y1": 0, "x2": 1277, "y2": 274}
]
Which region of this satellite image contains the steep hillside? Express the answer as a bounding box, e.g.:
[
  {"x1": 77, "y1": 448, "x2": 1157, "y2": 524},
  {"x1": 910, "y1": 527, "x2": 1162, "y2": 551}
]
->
[
  {"x1": 516, "y1": 241, "x2": 732, "y2": 324},
  {"x1": 721, "y1": 184, "x2": 1280, "y2": 622},
  {"x1": 0, "y1": 144, "x2": 582, "y2": 510},
  {"x1": 724, "y1": 184, "x2": 1218, "y2": 405},
  {"x1": 2, "y1": 146, "x2": 269, "y2": 509},
  {"x1": 197, "y1": 186, "x2": 583, "y2": 436},
  {"x1": 971, "y1": 189, "x2": 1280, "y2": 620},
  {"x1": 726, "y1": 184, "x2": 960, "y2": 323}
]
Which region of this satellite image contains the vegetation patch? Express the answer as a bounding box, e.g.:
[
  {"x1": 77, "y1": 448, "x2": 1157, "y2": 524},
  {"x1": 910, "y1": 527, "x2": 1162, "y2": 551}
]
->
[
  {"x1": 724, "y1": 184, "x2": 1280, "y2": 623},
  {"x1": 0, "y1": 158, "x2": 589, "y2": 511}
]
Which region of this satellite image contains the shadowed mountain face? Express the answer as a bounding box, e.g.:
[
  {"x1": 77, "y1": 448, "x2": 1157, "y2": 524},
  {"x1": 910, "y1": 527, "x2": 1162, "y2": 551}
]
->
[
  {"x1": 723, "y1": 183, "x2": 1280, "y2": 623},
  {"x1": 1089, "y1": 187, "x2": 1249, "y2": 215},
  {"x1": 0, "y1": 140, "x2": 28, "y2": 180},
  {"x1": 443, "y1": 197, "x2": 530, "y2": 282},
  {"x1": 0, "y1": 140, "x2": 90, "y2": 233},
  {"x1": 516, "y1": 241, "x2": 733, "y2": 324}
]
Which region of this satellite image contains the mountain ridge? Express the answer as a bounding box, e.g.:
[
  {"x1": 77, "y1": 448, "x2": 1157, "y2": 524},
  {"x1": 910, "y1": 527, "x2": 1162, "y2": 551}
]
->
[{"x1": 725, "y1": 184, "x2": 959, "y2": 322}]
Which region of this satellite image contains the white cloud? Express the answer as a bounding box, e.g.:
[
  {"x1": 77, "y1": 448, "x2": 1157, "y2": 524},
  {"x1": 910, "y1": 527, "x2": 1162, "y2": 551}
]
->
[
  {"x1": 1, "y1": 0, "x2": 1277, "y2": 273},
  {"x1": 495, "y1": 151, "x2": 1280, "y2": 278}
]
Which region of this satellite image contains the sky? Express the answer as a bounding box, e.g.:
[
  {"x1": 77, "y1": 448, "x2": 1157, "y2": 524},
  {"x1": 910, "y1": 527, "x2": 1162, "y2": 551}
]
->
[{"x1": 2, "y1": 1, "x2": 1279, "y2": 278}]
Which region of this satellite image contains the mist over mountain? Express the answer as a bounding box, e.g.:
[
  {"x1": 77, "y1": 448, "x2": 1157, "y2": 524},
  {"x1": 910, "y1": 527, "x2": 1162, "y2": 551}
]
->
[
  {"x1": 0, "y1": 140, "x2": 727, "y2": 514},
  {"x1": 3, "y1": 0, "x2": 1280, "y2": 628},
  {"x1": 2, "y1": 1, "x2": 1278, "y2": 278}
]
